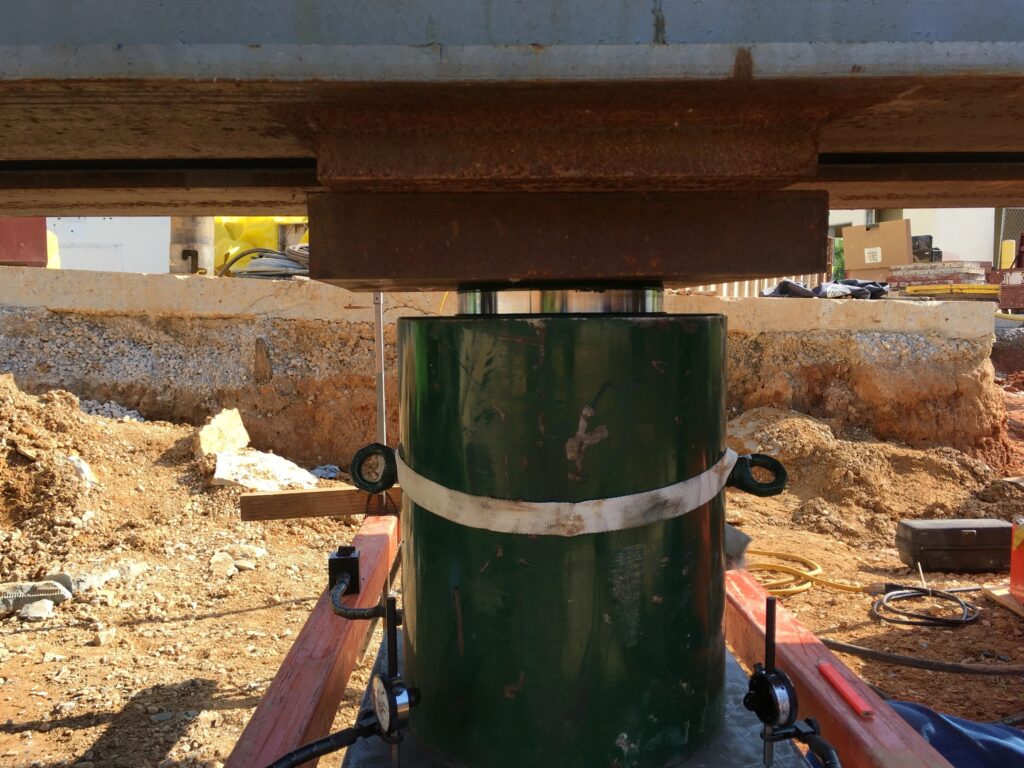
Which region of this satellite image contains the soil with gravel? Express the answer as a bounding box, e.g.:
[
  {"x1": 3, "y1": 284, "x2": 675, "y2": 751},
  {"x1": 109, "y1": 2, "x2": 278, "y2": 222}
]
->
[
  {"x1": 738, "y1": 524, "x2": 1024, "y2": 726},
  {"x1": 2, "y1": 375, "x2": 1022, "y2": 768},
  {"x1": 729, "y1": 404, "x2": 1024, "y2": 726},
  {"x1": 0, "y1": 375, "x2": 364, "y2": 768},
  {"x1": 728, "y1": 406, "x2": 1018, "y2": 545}
]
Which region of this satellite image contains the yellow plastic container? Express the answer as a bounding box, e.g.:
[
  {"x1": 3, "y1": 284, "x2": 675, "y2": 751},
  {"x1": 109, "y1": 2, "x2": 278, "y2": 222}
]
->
[
  {"x1": 1002, "y1": 239, "x2": 1017, "y2": 269},
  {"x1": 213, "y1": 216, "x2": 308, "y2": 272}
]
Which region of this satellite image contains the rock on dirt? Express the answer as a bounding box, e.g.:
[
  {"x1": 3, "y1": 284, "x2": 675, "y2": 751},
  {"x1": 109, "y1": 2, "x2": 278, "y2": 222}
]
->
[
  {"x1": 66, "y1": 455, "x2": 99, "y2": 489},
  {"x1": 208, "y1": 551, "x2": 238, "y2": 579},
  {"x1": 89, "y1": 627, "x2": 116, "y2": 647},
  {"x1": 19, "y1": 598, "x2": 54, "y2": 621},
  {"x1": 193, "y1": 408, "x2": 250, "y2": 461},
  {"x1": 210, "y1": 449, "x2": 318, "y2": 493}
]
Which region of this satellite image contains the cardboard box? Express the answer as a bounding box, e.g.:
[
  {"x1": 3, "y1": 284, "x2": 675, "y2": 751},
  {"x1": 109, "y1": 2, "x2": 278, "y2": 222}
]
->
[{"x1": 842, "y1": 219, "x2": 912, "y2": 272}]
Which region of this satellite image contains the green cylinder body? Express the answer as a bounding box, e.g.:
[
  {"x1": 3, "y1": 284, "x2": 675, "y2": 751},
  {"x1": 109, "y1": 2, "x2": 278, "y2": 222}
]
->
[{"x1": 398, "y1": 314, "x2": 726, "y2": 768}]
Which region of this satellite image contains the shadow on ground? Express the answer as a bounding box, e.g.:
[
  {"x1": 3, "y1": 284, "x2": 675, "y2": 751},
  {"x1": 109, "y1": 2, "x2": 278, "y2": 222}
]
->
[{"x1": 1, "y1": 678, "x2": 259, "y2": 767}]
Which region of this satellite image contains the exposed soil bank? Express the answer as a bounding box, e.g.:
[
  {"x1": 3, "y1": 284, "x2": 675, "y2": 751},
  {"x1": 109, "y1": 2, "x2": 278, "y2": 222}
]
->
[{"x1": 0, "y1": 269, "x2": 1006, "y2": 468}]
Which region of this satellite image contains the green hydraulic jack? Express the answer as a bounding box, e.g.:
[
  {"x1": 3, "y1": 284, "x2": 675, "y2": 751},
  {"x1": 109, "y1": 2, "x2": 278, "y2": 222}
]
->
[{"x1": 265, "y1": 286, "x2": 800, "y2": 768}]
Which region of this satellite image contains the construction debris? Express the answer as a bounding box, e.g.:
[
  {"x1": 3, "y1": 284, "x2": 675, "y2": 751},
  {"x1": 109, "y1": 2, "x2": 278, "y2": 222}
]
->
[
  {"x1": 192, "y1": 407, "x2": 318, "y2": 492},
  {"x1": 887, "y1": 261, "x2": 990, "y2": 290},
  {"x1": 311, "y1": 464, "x2": 341, "y2": 479},
  {"x1": 0, "y1": 577, "x2": 73, "y2": 617}
]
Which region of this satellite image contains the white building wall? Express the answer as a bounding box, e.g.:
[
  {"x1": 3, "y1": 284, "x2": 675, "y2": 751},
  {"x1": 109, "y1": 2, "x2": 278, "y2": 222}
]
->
[
  {"x1": 828, "y1": 209, "x2": 870, "y2": 229},
  {"x1": 46, "y1": 217, "x2": 170, "y2": 273},
  {"x1": 902, "y1": 208, "x2": 995, "y2": 264}
]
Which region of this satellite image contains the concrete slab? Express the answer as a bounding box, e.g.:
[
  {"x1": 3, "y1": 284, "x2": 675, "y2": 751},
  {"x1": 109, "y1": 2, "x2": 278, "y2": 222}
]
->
[
  {"x1": 0, "y1": 267, "x2": 444, "y2": 322},
  {"x1": 668, "y1": 294, "x2": 995, "y2": 340}
]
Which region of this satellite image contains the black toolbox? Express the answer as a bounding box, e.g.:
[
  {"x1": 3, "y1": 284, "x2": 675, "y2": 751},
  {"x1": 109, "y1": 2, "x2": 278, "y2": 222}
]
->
[{"x1": 896, "y1": 519, "x2": 1011, "y2": 572}]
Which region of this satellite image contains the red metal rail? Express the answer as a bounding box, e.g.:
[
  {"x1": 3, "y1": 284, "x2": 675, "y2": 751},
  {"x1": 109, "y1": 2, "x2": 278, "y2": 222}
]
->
[
  {"x1": 725, "y1": 569, "x2": 953, "y2": 768},
  {"x1": 226, "y1": 514, "x2": 399, "y2": 768}
]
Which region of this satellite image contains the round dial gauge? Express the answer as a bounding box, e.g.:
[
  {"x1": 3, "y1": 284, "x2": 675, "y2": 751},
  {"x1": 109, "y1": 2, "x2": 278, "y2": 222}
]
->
[{"x1": 371, "y1": 674, "x2": 393, "y2": 733}]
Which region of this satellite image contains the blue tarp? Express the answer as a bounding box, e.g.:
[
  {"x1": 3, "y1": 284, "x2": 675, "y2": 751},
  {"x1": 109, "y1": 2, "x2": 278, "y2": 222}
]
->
[
  {"x1": 887, "y1": 701, "x2": 1024, "y2": 767},
  {"x1": 807, "y1": 702, "x2": 1024, "y2": 767}
]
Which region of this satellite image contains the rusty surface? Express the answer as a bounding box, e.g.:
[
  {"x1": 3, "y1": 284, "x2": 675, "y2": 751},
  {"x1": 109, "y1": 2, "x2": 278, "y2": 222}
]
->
[
  {"x1": 0, "y1": 216, "x2": 47, "y2": 266},
  {"x1": 5, "y1": 78, "x2": 1024, "y2": 209},
  {"x1": 309, "y1": 191, "x2": 828, "y2": 290},
  {"x1": 0, "y1": 162, "x2": 319, "y2": 215},
  {"x1": 312, "y1": 83, "x2": 827, "y2": 191},
  {"x1": 1000, "y1": 285, "x2": 1024, "y2": 310},
  {"x1": 792, "y1": 160, "x2": 1024, "y2": 208}
]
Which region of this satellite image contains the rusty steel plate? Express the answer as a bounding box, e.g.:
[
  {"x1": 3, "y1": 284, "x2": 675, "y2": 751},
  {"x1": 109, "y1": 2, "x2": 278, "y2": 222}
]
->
[{"x1": 309, "y1": 191, "x2": 827, "y2": 291}]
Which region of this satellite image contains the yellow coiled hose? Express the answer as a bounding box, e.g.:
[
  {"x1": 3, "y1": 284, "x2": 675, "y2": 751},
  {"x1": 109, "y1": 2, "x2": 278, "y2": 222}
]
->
[{"x1": 747, "y1": 549, "x2": 866, "y2": 596}]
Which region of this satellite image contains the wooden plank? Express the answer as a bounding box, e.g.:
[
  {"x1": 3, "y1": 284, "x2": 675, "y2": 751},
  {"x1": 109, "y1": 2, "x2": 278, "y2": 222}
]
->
[
  {"x1": 983, "y1": 582, "x2": 1024, "y2": 619},
  {"x1": 226, "y1": 514, "x2": 400, "y2": 768},
  {"x1": 240, "y1": 485, "x2": 402, "y2": 521},
  {"x1": 724, "y1": 569, "x2": 954, "y2": 768}
]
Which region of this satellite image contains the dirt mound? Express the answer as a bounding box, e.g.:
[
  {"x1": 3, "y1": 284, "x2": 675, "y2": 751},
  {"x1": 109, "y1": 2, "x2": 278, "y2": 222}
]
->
[
  {"x1": 0, "y1": 376, "x2": 364, "y2": 767},
  {"x1": 0, "y1": 373, "x2": 208, "y2": 581},
  {"x1": 0, "y1": 375, "x2": 99, "y2": 577},
  {"x1": 727, "y1": 407, "x2": 1019, "y2": 543}
]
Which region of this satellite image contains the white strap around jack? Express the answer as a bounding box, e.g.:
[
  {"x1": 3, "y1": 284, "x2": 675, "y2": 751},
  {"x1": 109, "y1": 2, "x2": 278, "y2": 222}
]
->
[{"x1": 395, "y1": 448, "x2": 738, "y2": 538}]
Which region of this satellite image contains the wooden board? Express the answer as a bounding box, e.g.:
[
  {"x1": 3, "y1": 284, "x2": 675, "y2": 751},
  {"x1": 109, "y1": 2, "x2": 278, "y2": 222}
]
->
[
  {"x1": 724, "y1": 569, "x2": 954, "y2": 768},
  {"x1": 983, "y1": 582, "x2": 1024, "y2": 619},
  {"x1": 240, "y1": 485, "x2": 402, "y2": 521},
  {"x1": 226, "y1": 514, "x2": 399, "y2": 768},
  {"x1": 905, "y1": 283, "x2": 999, "y2": 295}
]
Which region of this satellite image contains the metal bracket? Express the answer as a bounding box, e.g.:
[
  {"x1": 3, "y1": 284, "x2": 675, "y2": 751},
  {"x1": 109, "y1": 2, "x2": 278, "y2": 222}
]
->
[{"x1": 329, "y1": 546, "x2": 361, "y2": 595}]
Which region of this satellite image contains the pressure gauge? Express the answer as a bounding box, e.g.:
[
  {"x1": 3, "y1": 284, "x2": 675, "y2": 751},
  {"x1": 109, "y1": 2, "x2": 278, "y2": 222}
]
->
[
  {"x1": 371, "y1": 673, "x2": 414, "y2": 736},
  {"x1": 371, "y1": 674, "x2": 395, "y2": 734}
]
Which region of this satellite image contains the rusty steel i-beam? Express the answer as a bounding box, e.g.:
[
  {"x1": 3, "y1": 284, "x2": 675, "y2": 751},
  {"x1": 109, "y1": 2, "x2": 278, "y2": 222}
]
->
[{"x1": 309, "y1": 191, "x2": 829, "y2": 290}]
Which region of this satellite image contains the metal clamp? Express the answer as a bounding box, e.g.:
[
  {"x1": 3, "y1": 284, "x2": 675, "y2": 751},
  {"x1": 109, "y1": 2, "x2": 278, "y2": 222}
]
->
[
  {"x1": 351, "y1": 443, "x2": 398, "y2": 494},
  {"x1": 728, "y1": 454, "x2": 787, "y2": 497},
  {"x1": 744, "y1": 597, "x2": 842, "y2": 768},
  {"x1": 328, "y1": 546, "x2": 361, "y2": 595}
]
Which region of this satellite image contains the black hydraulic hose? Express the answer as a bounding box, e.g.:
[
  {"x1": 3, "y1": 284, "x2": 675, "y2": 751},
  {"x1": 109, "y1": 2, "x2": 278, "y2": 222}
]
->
[
  {"x1": 992, "y1": 709, "x2": 1024, "y2": 727},
  {"x1": 822, "y1": 638, "x2": 1024, "y2": 676},
  {"x1": 803, "y1": 733, "x2": 842, "y2": 768},
  {"x1": 264, "y1": 721, "x2": 375, "y2": 768},
  {"x1": 330, "y1": 572, "x2": 387, "y2": 620},
  {"x1": 216, "y1": 247, "x2": 286, "y2": 277},
  {"x1": 869, "y1": 585, "x2": 980, "y2": 628}
]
